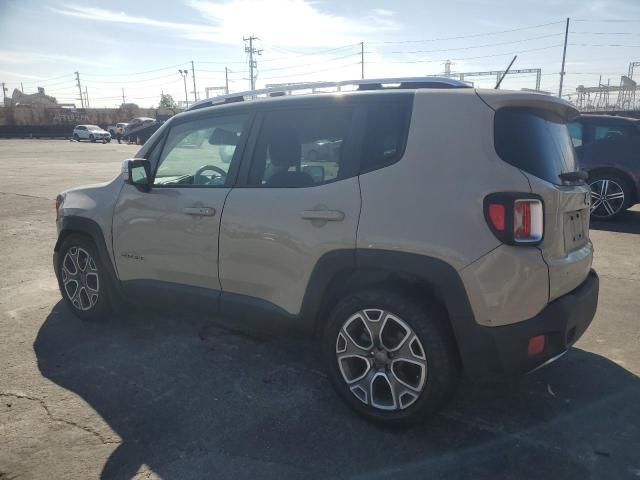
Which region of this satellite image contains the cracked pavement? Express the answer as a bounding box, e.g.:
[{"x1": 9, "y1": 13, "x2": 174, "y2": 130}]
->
[{"x1": 1, "y1": 140, "x2": 639, "y2": 479}]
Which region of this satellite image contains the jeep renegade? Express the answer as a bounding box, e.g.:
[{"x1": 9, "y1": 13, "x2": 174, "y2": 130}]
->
[{"x1": 54, "y1": 78, "x2": 599, "y2": 425}]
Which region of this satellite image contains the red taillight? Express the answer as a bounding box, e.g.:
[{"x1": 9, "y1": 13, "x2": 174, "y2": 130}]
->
[
  {"x1": 484, "y1": 194, "x2": 543, "y2": 245},
  {"x1": 528, "y1": 335, "x2": 546, "y2": 356},
  {"x1": 488, "y1": 204, "x2": 505, "y2": 231},
  {"x1": 55, "y1": 194, "x2": 63, "y2": 219}
]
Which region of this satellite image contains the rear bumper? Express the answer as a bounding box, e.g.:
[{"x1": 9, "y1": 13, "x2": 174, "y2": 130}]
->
[{"x1": 461, "y1": 270, "x2": 599, "y2": 379}]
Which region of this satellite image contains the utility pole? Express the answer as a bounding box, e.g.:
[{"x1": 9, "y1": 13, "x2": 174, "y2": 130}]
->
[
  {"x1": 1, "y1": 82, "x2": 6, "y2": 106},
  {"x1": 191, "y1": 60, "x2": 198, "y2": 102},
  {"x1": 75, "y1": 71, "x2": 85, "y2": 109},
  {"x1": 360, "y1": 42, "x2": 364, "y2": 80},
  {"x1": 84, "y1": 87, "x2": 90, "y2": 109},
  {"x1": 225, "y1": 67, "x2": 229, "y2": 94},
  {"x1": 559, "y1": 17, "x2": 570, "y2": 98},
  {"x1": 178, "y1": 69, "x2": 189, "y2": 107},
  {"x1": 244, "y1": 35, "x2": 262, "y2": 91},
  {"x1": 121, "y1": 88, "x2": 126, "y2": 105}
]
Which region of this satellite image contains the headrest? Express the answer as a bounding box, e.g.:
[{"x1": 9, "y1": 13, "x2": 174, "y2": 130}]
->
[{"x1": 268, "y1": 127, "x2": 301, "y2": 167}]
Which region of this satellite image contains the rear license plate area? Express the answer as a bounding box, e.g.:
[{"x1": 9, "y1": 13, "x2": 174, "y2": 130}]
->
[{"x1": 564, "y1": 209, "x2": 588, "y2": 252}]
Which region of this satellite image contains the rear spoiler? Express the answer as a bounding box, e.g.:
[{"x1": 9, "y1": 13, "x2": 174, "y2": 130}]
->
[{"x1": 475, "y1": 89, "x2": 580, "y2": 121}]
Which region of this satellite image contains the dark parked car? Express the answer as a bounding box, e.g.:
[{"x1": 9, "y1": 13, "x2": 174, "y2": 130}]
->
[{"x1": 569, "y1": 114, "x2": 640, "y2": 220}]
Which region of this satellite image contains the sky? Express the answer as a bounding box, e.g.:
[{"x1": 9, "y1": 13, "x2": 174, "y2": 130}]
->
[{"x1": 1, "y1": 0, "x2": 639, "y2": 107}]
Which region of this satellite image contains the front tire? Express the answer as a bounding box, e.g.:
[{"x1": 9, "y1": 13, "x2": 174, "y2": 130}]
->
[
  {"x1": 323, "y1": 289, "x2": 460, "y2": 426},
  {"x1": 57, "y1": 234, "x2": 112, "y2": 321},
  {"x1": 589, "y1": 173, "x2": 631, "y2": 220}
]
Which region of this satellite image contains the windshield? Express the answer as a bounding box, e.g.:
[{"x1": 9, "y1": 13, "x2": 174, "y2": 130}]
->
[{"x1": 494, "y1": 108, "x2": 578, "y2": 185}]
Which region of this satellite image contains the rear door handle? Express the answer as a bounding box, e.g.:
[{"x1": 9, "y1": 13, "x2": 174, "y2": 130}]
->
[
  {"x1": 183, "y1": 207, "x2": 216, "y2": 216},
  {"x1": 301, "y1": 210, "x2": 345, "y2": 221}
]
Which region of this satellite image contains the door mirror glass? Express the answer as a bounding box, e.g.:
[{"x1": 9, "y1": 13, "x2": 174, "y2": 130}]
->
[{"x1": 122, "y1": 159, "x2": 151, "y2": 191}]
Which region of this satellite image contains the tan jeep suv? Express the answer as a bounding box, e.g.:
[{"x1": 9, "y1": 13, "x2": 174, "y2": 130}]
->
[{"x1": 53, "y1": 78, "x2": 599, "y2": 425}]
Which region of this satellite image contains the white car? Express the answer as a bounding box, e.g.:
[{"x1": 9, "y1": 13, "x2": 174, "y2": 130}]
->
[{"x1": 73, "y1": 125, "x2": 111, "y2": 143}]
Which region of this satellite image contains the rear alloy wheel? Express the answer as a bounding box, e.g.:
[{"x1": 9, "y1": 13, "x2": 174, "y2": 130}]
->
[
  {"x1": 589, "y1": 175, "x2": 629, "y2": 220},
  {"x1": 336, "y1": 309, "x2": 427, "y2": 410},
  {"x1": 323, "y1": 289, "x2": 459, "y2": 426}
]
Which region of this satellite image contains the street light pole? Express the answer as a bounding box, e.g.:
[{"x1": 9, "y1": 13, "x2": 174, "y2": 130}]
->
[{"x1": 179, "y1": 69, "x2": 189, "y2": 108}]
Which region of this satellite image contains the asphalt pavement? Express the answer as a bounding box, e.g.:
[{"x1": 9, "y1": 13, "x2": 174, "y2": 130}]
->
[{"x1": 1, "y1": 140, "x2": 639, "y2": 480}]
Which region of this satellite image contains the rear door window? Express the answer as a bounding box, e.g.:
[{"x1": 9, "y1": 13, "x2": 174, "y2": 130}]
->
[
  {"x1": 494, "y1": 108, "x2": 577, "y2": 185},
  {"x1": 247, "y1": 107, "x2": 355, "y2": 187}
]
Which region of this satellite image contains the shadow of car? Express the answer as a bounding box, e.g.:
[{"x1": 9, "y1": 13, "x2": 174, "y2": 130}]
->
[{"x1": 34, "y1": 302, "x2": 640, "y2": 480}]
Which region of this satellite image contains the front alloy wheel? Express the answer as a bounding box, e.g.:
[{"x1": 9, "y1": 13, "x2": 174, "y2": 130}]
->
[
  {"x1": 61, "y1": 246, "x2": 100, "y2": 311},
  {"x1": 590, "y1": 178, "x2": 626, "y2": 220},
  {"x1": 336, "y1": 309, "x2": 427, "y2": 410}
]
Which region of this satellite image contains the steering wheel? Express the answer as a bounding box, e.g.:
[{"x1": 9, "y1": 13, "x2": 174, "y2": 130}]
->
[{"x1": 194, "y1": 165, "x2": 227, "y2": 185}]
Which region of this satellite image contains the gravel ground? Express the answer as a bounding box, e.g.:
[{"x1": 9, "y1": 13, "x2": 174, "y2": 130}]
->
[{"x1": 1, "y1": 139, "x2": 639, "y2": 480}]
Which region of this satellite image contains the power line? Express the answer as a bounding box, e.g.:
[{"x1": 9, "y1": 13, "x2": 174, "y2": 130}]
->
[
  {"x1": 259, "y1": 52, "x2": 360, "y2": 72},
  {"x1": 573, "y1": 19, "x2": 640, "y2": 23},
  {"x1": 369, "y1": 44, "x2": 563, "y2": 64},
  {"x1": 570, "y1": 31, "x2": 640, "y2": 35},
  {"x1": 259, "y1": 61, "x2": 360, "y2": 81},
  {"x1": 81, "y1": 62, "x2": 190, "y2": 77},
  {"x1": 391, "y1": 33, "x2": 562, "y2": 54},
  {"x1": 568, "y1": 43, "x2": 640, "y2": 47},
  {"x1": 373, "y1": 20, "x2": 564, "y2": 45}
]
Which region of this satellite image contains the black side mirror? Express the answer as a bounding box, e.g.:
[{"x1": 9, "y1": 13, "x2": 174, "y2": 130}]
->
[{"x1": 122, "y1": 159, "x2": 151, "y2": 192}]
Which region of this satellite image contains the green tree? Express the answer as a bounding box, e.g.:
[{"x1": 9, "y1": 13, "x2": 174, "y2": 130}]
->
[{"x1": 159, "y1": 93, "x2": 177, "y2": 109}]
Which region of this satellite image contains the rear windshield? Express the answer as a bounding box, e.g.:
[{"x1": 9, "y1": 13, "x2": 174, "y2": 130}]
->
[{"x1": 494, "y1": 108, "x2": 577, "y2": 185}]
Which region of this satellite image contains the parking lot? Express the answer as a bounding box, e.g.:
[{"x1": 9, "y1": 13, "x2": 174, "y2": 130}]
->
[{"x1": 0, "y1": 139, "x2": 639, "y2": 479}]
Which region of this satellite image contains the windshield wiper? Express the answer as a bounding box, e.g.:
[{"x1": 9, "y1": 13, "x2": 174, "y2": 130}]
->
[{"x1": 559, "y1": 170, "x2": 588, "y2": 183}]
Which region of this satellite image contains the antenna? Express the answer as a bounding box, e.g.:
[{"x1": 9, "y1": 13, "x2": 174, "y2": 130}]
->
[{"x1": 495, "y1": 56, "x2": 518, "y2": 89}]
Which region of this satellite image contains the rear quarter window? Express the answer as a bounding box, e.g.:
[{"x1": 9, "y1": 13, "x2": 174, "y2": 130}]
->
[
  {"x1": 359, "y1": 100, "x2": 412, "y2": 174},
  {"x1": 494, "y1": 108, "x2": 577, "y2": 185}
]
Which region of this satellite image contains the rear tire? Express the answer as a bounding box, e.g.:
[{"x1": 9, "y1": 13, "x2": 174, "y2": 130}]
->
[
  {"x1": 589, "y1": 173, "x2": 632, "y2": 220},
  {"x1": 90, "y1": 134, "x2": 96, "y2": 143},
  {"x1": 323, "y1": 289, "x2": 460, "y2": 426},
  {"x1": 73, "y1": 133, "x2": 79, "y2": 141},
  {"x1": 56, "y1": 234, "x2": 112, "y2": 321}
]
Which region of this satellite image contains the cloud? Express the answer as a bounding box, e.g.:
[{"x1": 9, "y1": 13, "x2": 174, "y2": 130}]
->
[
  {"x1": 50, "y1": 0, "x2": 399, "y2": 48},
  {"x1": 0, "y1": 69, "x2": 44, "y2": 80},
  {"x1": 0, "y1": 49, "x2": 104, "y2": 67}
]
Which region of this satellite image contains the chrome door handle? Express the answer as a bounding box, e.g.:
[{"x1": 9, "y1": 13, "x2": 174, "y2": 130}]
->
[
  {"x1": 183, "y1": 207, "x2": 216, "y2": 216},
  {"x1": 301, "y1": 210, "x2": 345, "y2": 221}
]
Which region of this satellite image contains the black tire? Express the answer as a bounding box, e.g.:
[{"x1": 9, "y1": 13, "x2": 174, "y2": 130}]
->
[
  {"x1": 56, "y1": 234, "x2": 112, "y2": 321},
  {"x1": 73, "y1": 133, "x2": 80, "y2": 141},
  {"x1": 323, "y1": 289, "x2": 460, "y2": 426},
  {"x1": 90, "y1": 134, "x2": 96, "y2": 143},
  {"x1": 589, "y1": 172, "x2": 632, "y2": 221}
]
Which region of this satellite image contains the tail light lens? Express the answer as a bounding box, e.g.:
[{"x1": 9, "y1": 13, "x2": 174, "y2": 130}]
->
[
  {"x1": 55, "y1": 194, "x2": 64, "y2": 220},
  {"x1": 484, "y1": 193, "x2": 544, "y2": 245}
]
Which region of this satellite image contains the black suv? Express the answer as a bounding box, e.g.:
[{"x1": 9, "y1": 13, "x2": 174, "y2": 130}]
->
[{"x1": 569, "y1": 114, "x2": 640, "y2": 220}]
